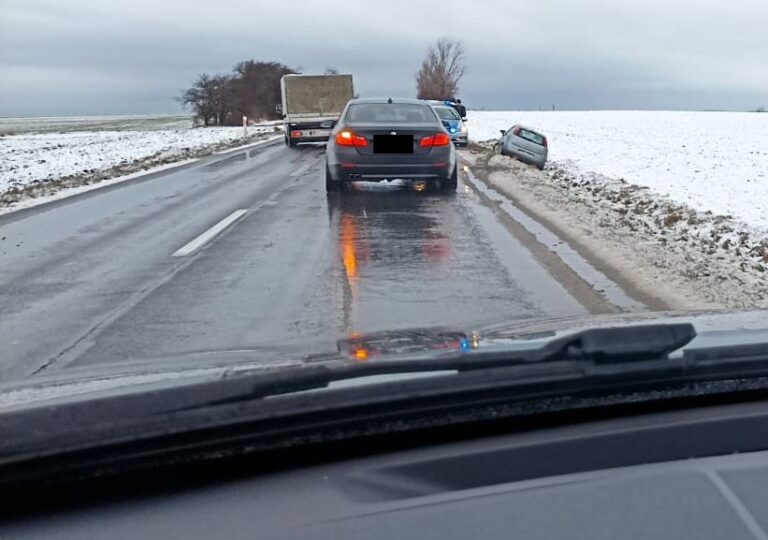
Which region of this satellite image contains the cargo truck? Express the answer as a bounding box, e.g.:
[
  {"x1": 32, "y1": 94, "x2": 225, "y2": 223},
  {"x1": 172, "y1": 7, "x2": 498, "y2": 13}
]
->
[{"x1": 278, "y1": 74, "x2": 354, "y2": 148}]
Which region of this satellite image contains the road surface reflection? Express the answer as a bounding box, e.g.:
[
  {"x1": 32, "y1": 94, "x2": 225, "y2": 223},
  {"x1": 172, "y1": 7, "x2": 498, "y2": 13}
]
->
[{"x1": 328, "y1": 186, "x2": 455, "y2": 300}]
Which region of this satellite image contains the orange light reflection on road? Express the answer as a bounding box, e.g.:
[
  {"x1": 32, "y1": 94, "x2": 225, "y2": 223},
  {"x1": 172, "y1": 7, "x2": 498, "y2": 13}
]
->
[
  {"x1": 422, "y1": 239, "x2": 452, "y2": 262},
  {"x1": 353, "y1": 348, "x2": 370, "y2": 361},
  {"x1": 340, "y1": 213, "x2": 358, "y2": 282}
]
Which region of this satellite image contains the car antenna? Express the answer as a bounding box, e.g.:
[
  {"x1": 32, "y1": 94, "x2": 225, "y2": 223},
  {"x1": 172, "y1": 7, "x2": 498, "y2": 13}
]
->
[{"x1": 387, "y1": 97, "x2": 393, "y2": 104}]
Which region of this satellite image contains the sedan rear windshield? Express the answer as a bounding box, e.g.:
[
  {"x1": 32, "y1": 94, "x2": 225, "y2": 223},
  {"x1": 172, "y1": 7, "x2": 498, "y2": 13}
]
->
[
  {"x1": 345, "y1": 103, "x2": 437, "y2": 123},
  {"x1": 434, "y1": 107, "x2": 461, "y2": 120},
  {"x1": 519, "y1": 128, "x2": 546, "y2": 146}
]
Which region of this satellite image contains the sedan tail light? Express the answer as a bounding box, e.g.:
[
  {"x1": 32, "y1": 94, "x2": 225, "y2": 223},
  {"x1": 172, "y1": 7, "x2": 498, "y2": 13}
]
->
[
  {"x1": 335, "y1": 130, "x2": 368, "y2": 147},
  {"x1": 419, "y1": 132, "x2": 452, "y2": 148}
]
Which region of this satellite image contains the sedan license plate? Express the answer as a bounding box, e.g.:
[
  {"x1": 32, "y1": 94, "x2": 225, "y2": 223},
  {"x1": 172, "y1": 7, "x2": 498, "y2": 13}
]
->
[{"x1": 373, "y1": 135, "x2": 413, "y2": 154}]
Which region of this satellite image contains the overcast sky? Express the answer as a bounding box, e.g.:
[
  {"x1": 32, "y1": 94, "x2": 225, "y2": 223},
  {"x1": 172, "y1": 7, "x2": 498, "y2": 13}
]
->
[{"x1": 2, "y1": 0, "x2": 767, "y2": 116}]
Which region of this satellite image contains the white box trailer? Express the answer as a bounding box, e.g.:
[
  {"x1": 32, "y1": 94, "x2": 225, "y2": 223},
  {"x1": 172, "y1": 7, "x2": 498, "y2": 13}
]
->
[{"x1": 279, "y1": 74, "x2": 354, "y2": 147}]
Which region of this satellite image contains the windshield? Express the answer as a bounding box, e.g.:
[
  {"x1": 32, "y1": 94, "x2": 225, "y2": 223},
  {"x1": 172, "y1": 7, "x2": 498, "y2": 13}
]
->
[
  {"x1": 517, "y1": 127, "x2": 545, "y2": 145},
  {"x1": 434, "y1": 107, "x2": 461, "y2": 121},
  {"x1": 2, "y1": 0, "x2": 768, "y2": 499},
  {"x1": 345, "y1": 103, "x2": 437, "y2": 123}
]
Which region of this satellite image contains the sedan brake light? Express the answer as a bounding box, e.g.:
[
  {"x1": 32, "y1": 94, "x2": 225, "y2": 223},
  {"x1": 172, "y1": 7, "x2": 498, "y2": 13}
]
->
[
  {"x1": 419, "y1": 132, "x2": 451, "y2": 148},
  {"x1": 336, "y1": 130, "x2": 368, "y2": 147}
]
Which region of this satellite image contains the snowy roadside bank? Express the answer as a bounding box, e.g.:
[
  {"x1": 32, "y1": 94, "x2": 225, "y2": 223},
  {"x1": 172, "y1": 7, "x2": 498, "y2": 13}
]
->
[
  {"x1": 468, "y1": 110, "x2": 768, "y2": 232},
  {"x1": 463, "y1": 147, "x2": 768, "y2": 309},
  {"x1": 0, "y1": 125, "x2": 280, "y2": 210}
]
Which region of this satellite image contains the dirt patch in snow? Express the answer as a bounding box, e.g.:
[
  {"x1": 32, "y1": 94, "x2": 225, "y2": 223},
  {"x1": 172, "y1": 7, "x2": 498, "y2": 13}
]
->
[{"x1": 464, "y1": 143, "x2": 768, "y2": 309}]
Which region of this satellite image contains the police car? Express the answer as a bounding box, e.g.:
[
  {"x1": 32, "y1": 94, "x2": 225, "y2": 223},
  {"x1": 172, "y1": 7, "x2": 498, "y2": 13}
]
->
[{"x1": 425, "y1": 100, "x2": 468, "y2": 147}]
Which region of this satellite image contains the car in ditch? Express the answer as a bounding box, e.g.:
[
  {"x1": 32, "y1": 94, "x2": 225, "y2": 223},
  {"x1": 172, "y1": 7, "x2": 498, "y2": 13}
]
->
[{"x1": 498, "y1": 125, "x2": 548, "y2": 169}]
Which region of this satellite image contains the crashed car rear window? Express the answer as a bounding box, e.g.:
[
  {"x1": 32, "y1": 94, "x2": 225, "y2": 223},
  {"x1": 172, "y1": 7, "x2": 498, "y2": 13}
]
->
[
  {"x1": 519, "y1": 128, "x2": 546, "y2": 146},
  {"x1": 346, "y1": 104, "x2": 437, "y2": 123}
]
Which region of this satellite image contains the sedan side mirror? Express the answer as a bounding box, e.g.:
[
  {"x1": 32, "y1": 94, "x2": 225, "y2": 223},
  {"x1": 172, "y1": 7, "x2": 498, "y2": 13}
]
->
[
  {"x1": 499, "y1": 129, "x2": 506, "y2": 135},
  {"x1": 320, "y1": 119, "x2": 336, "y2": 129}
]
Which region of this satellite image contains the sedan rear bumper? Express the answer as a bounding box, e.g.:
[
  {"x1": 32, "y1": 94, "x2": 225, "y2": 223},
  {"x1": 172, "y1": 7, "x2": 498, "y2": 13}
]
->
[
  {"x1": 289, "y1": 128, "x2": 333, "y2": 142},
  {"x1": 292, "y1": 135, "x2": 332, "y2": 144},
  {"x1": 330, "y1": 162, "x2": 453, "y2": 182},
  {"x1": 506, "y1": 144, "x2": 547, "y2": 166}
]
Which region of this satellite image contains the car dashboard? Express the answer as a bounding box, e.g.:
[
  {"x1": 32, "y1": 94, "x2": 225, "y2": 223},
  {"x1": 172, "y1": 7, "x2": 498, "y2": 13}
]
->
[{"x1": 4, "y1": 399, "x2": 768, "y2": 539}]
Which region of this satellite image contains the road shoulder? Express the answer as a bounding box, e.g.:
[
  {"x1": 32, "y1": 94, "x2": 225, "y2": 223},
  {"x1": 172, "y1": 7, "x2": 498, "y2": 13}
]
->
[
  {"x1": 0, "y1": 136, "x2": 283, "y2": 219},
  {"x1": 461, "y1": 146, "x2": 768, "y2": 310}
]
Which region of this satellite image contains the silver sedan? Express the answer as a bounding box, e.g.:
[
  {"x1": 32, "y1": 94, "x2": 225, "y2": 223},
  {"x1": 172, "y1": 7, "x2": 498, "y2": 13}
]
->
[{"x1": 497, "y1": 125, "x2": 548, "y2": 170}]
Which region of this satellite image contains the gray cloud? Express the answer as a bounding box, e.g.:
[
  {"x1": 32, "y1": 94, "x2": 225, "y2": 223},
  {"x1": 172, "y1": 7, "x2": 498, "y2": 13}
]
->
[{"x1": 1, "y1": 0, "x2": 767, "y2": 115}]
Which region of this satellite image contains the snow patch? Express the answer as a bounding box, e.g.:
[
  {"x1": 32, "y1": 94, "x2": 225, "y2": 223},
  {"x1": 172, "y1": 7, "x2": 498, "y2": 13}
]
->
[
  {"x1": 0, "y1": 125, "x2": 281, "y2": 209},
  {"x1": 468, "y1": 110, "x2": 768, "y2": 232}
]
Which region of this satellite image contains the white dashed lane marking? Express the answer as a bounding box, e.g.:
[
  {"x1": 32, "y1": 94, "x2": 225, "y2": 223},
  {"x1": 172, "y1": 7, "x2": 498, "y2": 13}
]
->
[{"x1": 172, "y1": 209, "x2": 249, "y2": 257}]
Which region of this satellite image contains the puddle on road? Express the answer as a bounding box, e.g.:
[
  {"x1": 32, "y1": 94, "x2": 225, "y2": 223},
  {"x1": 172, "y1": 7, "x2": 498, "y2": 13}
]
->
[
  {"x1": 464, "y1": 167, "x2": 647, "y2": 313},
  {"x1": 324, "y1": 185, "x2": 563, "y2": 333}
]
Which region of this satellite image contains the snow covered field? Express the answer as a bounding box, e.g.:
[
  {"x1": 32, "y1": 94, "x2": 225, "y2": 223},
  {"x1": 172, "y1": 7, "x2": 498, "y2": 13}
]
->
[
  {"x1": 0, "y1": 126, "x2": 274, "y2": 197},
  {"x1": 0, "y1": 114, "x2": 194, "y2": 135},
  {"x1": 468, "y1": 110, "x2": 768, "y2": 232}
]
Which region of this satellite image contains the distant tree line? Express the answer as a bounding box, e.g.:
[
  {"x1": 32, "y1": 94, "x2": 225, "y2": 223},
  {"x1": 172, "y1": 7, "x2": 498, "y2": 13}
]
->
[
  {"x1": 179, "y1": 40, "x2": 470, "y2": 126},
  {"x1": 179, "y1": 60, "x2": 297, "y2": 126}
]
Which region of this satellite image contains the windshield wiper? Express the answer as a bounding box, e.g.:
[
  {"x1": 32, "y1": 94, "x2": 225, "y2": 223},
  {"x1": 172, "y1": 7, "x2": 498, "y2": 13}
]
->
[
  {"x1": 10, "y1": 321, "x2": 768, "y2": 472},
  {"x1": 2, "y1": 323, "x2": 698, "y2": 437},
  {"x1": 5, "y1": 322, "x2": 768, "y2": 498},
  {"x1": 160, "y1": 323, "x2": 698, "y2": 410},
  {"x1": 9, "y1": 324, "x2": 698, "y2": 416}
]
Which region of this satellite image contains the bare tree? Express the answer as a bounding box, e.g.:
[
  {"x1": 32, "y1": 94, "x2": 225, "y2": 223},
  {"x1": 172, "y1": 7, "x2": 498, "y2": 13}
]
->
[
  {"x1": 324, "y1": 66, "x2": 340, "y2": 75},
  {"x1": 178, "y1": 73, "x2": 226, "y2": 127},
  {"x1": 416, "y1": 38, "x2": 466, "y2": 100},
  {"x1": 231, "y1": 60, "x2": 296, "y2": 122},
  {"x1": 180, "y1": 61, "x2": 296, "y2": 126}
]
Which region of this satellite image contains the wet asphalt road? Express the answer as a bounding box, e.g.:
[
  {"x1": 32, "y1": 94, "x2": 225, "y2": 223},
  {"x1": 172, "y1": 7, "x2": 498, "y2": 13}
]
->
[{"x1": 0, "y1": 140, "x2": 592, "y2": 381}]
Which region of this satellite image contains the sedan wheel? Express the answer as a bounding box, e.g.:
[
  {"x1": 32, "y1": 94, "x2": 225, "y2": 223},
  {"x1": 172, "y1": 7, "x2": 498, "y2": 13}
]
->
[
  {"x1": 442, "y1": 166, "x2": 458, "y2": 192},
  {"x1": 325, "y1": 165, "x2": 339, "y2": 193}
]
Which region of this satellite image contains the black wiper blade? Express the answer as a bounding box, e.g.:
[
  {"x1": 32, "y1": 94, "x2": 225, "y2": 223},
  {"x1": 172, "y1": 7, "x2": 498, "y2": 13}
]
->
[
  {"x1": 205, "y1": 323, "x2": 697, "y2": 403},
  {"x1": 531, "y1": 323, "x2": 697, "y2": 365},
  {"x1": 0, "y1": 324, "x2": 697, "y2": 430}
]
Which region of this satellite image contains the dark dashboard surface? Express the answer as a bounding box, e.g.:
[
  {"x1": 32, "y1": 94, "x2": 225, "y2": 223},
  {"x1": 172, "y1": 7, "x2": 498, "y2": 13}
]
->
[{"x1": 5, "y1": 402, "x2": 768, "y2": 540}]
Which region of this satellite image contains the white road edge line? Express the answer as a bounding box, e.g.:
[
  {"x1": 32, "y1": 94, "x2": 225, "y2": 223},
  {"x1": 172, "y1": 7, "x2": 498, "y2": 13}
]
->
[
  {"x1": 172, "y1": 209, "x2": 249, "y2": 257},
  {"x1": 212, "y1": 135, "x2": 283, "y2": 155}
]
